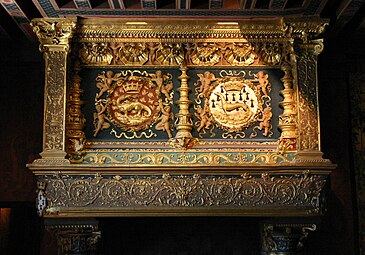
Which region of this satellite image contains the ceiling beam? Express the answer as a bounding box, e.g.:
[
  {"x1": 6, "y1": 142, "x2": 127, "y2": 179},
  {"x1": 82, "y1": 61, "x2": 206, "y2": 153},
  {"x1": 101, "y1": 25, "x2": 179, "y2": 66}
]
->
[
  {"x1": 74, "y1": 0, "x2": 92, "y2": 8},
  {"x1": 141, "y1": 0, "x2": 156, "y2": 9},
  {"x1": 0, "y1": 0, "x2": 34, "y2": 40}
]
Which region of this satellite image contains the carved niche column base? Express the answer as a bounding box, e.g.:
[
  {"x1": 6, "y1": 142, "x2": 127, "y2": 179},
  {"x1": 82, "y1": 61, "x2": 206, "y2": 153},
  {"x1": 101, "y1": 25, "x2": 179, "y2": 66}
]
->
[
  {"x1": 293, "y1": 151, "x2": 331, "y2": 164},
  {"x1": 31, "y1": 150, "x2": 71, "y2": 165},
  {"x1": 261, "y1": 223, "x2": 317, "y2": 255},
  {"x1": 44, "y1": 218, "x2": 101, "y2": 255}
]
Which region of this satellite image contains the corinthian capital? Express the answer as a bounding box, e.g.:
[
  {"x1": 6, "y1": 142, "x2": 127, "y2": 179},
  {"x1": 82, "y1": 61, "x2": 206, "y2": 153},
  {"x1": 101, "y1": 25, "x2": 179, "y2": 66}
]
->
[
  {"x1": 31, "y1": 18, "x2": 77, "y2": 52},
  {"x1": 301, "y1": 39, "x2": 324, "y2": 57}
]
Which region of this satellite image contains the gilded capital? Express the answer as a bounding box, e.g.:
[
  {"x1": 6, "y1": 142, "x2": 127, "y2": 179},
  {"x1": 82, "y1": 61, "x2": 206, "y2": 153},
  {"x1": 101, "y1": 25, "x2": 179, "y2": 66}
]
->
[
  {"x1": 301, "y1": 39, "x2": 324, "y2": 57},
  {"x1": 31, "y1": 18, "x2": 77, "y2": 52}
]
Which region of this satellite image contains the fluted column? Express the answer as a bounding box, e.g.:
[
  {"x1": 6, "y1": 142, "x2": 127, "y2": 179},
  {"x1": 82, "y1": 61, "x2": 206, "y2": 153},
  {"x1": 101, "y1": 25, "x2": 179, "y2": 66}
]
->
[{"x1": 30, "y1": 18, "x2": 77, "y2": 165}]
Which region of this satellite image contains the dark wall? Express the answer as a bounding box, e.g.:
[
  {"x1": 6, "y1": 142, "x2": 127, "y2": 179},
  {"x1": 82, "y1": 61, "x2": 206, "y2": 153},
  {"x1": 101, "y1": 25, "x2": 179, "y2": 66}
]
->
[{"x1": 0, "y1": 38, "x2": 43, "y2": 254}]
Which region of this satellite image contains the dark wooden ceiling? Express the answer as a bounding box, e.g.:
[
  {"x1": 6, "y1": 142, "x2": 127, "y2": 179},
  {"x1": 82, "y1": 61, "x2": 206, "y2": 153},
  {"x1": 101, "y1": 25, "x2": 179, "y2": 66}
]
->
[{"x1": 0, "y1": 0, "x2": 364, "y2": 40}]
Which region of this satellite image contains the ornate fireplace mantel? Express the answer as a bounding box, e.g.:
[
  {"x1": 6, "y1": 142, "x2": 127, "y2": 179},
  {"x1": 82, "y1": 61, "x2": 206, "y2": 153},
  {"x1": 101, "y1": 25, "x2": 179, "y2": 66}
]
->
[{"x1": 28, "y1": 17, "x2": 334, "y2": 254}]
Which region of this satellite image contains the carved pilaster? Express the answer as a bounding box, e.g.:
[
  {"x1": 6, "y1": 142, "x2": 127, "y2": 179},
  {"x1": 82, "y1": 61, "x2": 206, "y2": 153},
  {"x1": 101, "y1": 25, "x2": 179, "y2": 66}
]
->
[
  {"x1": 30, "y1": 18, "x2": 77, "y2": 165},
  {"x1": 45, "y1": 219, "x2": 101, "y2": 255},
  {"x1": 169, "y1": 63, "x2": 198, "y2": 149},
  {"x1": 295, "y1": 39, "x2": 329, "y2": 163},
  {"x1": 262, "y1": 223, "x2": 316, "y2": 255}
]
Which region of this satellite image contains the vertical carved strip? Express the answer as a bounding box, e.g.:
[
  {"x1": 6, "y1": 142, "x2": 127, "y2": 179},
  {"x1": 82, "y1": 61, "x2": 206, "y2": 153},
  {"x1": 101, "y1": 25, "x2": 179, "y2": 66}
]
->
[
  {"x1": 295, "y1": 39, "x2": 329, "y2": 162},
  {"x1": 66, "y1": 62, "x2": 85, "y2": 162},
  {"x1": 30, "y1": 18, "x2": 76, "y2": 165},
  {"x1": 170, "y1": 63, "x2": 198, "y2": 149}
]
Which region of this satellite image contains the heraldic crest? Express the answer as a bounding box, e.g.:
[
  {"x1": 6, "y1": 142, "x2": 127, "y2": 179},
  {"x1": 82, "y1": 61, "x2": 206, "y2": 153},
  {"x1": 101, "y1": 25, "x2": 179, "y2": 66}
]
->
[
  {"x1": 93, "y1": 70, "x2": 174, "y2": 139},
  {"x1": 194, "y1": 70, "x2": 273, "y2": 138}
]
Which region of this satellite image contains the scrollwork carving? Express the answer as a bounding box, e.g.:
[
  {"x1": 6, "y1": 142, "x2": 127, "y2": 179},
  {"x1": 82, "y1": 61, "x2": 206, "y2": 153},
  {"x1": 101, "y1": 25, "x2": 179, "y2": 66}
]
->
[{"x1": 41, "y1": 172, "x2": 327, "y2": 215}]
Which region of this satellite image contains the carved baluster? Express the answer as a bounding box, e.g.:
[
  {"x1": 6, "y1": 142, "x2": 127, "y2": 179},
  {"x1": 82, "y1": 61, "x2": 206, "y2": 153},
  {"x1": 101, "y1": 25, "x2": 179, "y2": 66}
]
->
[
  {"x1": 30, "y1": 18, "x2": 76, "y2": 165},
  {"x1": 66, "y1": 61, "x2": 85, "y2": 163},
  {"x1": 278, "y1": 60, "x2": 297, "y2": 153},
  {"x1": 170, "y1": 63, "x2": 198, "y2": 148}
]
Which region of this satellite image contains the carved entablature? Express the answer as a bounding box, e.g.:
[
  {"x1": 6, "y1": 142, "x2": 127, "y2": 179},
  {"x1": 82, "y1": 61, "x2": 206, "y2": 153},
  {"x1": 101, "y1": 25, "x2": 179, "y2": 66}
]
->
[{"x1": 28, "y1": 17, "x2": 335, "y2": 218}]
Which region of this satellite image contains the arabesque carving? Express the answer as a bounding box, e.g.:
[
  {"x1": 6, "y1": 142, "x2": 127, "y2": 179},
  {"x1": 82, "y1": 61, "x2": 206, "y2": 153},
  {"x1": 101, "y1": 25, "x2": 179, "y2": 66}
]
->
[
  {"x1": 41, "y1": 172, "x2": 326, "y2": 215},
  {"x1": 296, "y1": 40, "x2": 324, "y2": 152}
]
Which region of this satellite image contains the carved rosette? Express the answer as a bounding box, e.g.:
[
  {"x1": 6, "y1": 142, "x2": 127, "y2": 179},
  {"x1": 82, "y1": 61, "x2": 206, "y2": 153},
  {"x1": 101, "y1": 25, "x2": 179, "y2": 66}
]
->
[{"x1": 31, "y1": 18, "x2": 77, "y2": 165}]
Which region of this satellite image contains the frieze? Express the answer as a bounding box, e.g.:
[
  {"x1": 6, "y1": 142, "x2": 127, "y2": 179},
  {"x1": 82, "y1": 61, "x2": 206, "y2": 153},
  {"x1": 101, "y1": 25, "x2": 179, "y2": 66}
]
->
[
  {"x1": 39, "y1": 172, "x2": 326, "y2": 216},
  {"x1": 82, "y1": 150, "x2": 293, "y2": 165}
]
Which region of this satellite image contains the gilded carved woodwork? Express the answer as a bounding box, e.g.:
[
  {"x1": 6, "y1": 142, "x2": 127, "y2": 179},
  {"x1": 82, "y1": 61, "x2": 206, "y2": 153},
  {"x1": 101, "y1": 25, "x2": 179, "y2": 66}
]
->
[
  {"x1": 39, "y1": 171, "x2": 326, "y2": 217},
  {"x1": 92, "y1": 69, "x2": 174, "y2": 139},
  {"x1": 170, "y1": 63, "x2": 197, "y2": 149},
  {"x1": 66, "y1": 62, "x2": 86, "y2": 162},
  {"x1": 83, "y1": 149, "x2": 292, "y2": 165},
  {"x1": 30, "y1": 18, "x2": 77, "y2": 165},
  {"x1": 296, "y1": 39, "x2": 324, "y2": 160},
  {"x1": 28, "y1": 18, "x2": 335, "y2": 219},
  {"x1": 193, "y1": 70, "x2": 273, "y2": 139}
]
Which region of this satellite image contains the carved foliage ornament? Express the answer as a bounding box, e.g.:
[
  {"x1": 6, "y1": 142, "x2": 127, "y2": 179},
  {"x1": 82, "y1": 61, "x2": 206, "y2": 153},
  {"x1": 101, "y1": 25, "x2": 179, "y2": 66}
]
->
[
  {"x1": 31, "y1": 19, "x2": 77, "y2": 49},
  {"x1": 41, "y1": 172, "x2": 326, "y2": 214},
  {"x1": 44, "y1": 51, "x2": 67, "y2": 151}
]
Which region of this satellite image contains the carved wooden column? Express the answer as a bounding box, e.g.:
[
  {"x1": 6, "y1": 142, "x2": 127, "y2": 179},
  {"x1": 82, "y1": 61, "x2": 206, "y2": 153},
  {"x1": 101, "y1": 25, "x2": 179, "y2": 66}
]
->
[
  {"x1": 261, "y1": 223, "x2": 317, "y2": 255},
  {"x1": 30, "y1": 18, "x2": 77, "y2": 165},
  {"x1": 44, "y1": 219, "x2": 101, "y2": 255},
  {"x1": 295, "y1": 38, "x2": 329, "y2": 162},
  {"x1": 170, "y1": 63, "x2": 197, "y2": 148}
]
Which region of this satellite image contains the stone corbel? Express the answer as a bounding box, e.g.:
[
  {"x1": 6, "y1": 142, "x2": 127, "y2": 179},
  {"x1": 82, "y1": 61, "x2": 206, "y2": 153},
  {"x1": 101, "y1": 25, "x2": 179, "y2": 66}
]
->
[
  {"x1": 262, "y1": 223, "x2": 317, "y2": 255},
  {"x1": 30, "y1": 18, "x2": 77, "y2": 165},
  {"x1": 44, "y1": 219, "x2": 101, "y2": 255}
]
